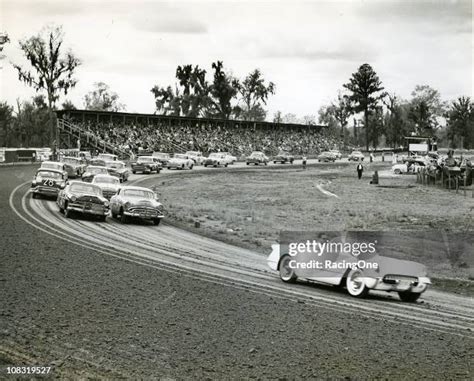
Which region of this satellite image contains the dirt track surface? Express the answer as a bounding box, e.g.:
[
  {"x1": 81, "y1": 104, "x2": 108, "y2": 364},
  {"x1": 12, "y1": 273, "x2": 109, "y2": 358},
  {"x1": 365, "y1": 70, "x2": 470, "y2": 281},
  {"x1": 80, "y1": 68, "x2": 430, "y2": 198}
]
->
[{"x1": 1, "y1": 165, "x2": 473, "y2": 379}]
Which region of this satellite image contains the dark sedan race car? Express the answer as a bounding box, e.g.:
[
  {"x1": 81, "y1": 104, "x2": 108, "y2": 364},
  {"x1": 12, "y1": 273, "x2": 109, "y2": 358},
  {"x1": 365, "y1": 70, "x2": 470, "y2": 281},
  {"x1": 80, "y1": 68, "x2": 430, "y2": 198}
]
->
[
  {"x1": 57, "y1": 181, "x2": 109, "y2": 221},
  {"x1": 273, "y1": 151, "x2": 294, "y2": 164},
  {"x1": 131, "y1": 156, "x2": 162, "y2": 174},
  {"x1": 110, "y1": 186, "x2": 164, "y2": 225},
  {"x1": 31, "y1": 169, "x2": 67, "y2": 199}
]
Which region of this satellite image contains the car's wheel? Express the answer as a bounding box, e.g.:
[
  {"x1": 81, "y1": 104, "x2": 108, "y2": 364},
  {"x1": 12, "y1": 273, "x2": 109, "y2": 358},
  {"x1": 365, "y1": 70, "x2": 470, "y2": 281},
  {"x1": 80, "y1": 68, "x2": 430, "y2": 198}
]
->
[
  {"x1": 225, "y1": 163, "x2": 228, "y2": 167},
  {"x1": 214, "y1": 163, "x2": 218, "y2": 168},
  {"x1": 345, "y1": 269, "x2": 369, "y2": 298},
  {"x1": 181, "y1": 164, "x2": 185, "y2": 170},
  {"x1": 279, "y1": 255, "x2": 297, "y2": 283},
  {"x1": 273, "y1": 161, "x2": 277, "y2": 164},
  {"x1": 394, "y1": 169, "x2": 402, "y2": 174},
  {"x1": 204, "y1": 164, "x2": 208, "y2": 167},
  {"x1": 99, "y1": 215, "x2": 107, "y2": 222},
  {"x1": 246, "y1": 162, "x2": 249, "y2": 165},
  {"x1": 132, "y1": 170, "x2": 136, "y2": 174},
  {"x1": 111, "y1": 210, "x2": 118, "y2": 219},
  {"x1": 64, "y1": 204, "x2": 72, "y2": 219},
  {"x1": 32, "y1": 193, "x2": 38, "y2": 199},
  {"x1": 153, "y1": 218, "x2": 161, "y2": 226},
  {"x1": 190, "y1": 164, "x2": 194, "y2": 169},
  {"x1": 120, "y1": 208, "x2": 128, "y2": 223},
  {"x1": 264, "y1": 162, "x2": 267, "y2": 166},
  {"x1": 398, "y1": 292, "x2": 421, "y2": 303},
  {"x1": 58, "y1": 202, "x2": 64, "y2": 213},
  {"x1": 167, "y1": 167, "x2": 171, "y2": 170}
]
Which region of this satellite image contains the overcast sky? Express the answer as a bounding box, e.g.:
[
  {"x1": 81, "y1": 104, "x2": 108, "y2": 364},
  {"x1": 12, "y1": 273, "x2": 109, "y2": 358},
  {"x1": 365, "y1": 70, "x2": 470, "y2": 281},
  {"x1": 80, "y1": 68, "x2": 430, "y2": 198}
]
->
[{"x1": 1, "y1": 0, "x2": 472, "y2": 119}]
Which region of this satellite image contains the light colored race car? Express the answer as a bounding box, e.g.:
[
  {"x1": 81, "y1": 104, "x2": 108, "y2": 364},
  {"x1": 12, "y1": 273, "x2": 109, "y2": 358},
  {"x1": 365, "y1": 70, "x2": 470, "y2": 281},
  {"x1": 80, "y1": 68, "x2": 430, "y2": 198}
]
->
[
  {"x1": 167, "y1": 154, "x2": 194, "y2": 170},
  {"x1": 96, "y1": 153, "x2": 118, "y2": 162},
  {"x1": 185, "y1": 151, "x2": 206, "y2": 165},
  {"x1": 392, "y1": 159, "x2": 428, "y2": 175},
  {"x1": 204, "y1": 152, "x2": 229, "y2": 167},
  {"x1": 57, "y1": 181, "x2": 109, "y2": 221},
  {"x1": 152, "y1": 152, "x2": 171, "y2": 167},
  {"x1": 221, "y1": 152, "x2": 237, "y2": 164},
  {"x1": 61, "y1": 156, "x2": 86, "y2": 178},
  {"x1": 131, "y1": 156, "x2": 162, "y2": 174},
  {"x1": 246, "y1": 151, "x2": 269, "y2": 166},
  {"x1": 110, "y1": 186, "x2": 165, "y2": 225},
  {"x1": 40, "y1": 161, "x2": 68, "y2": 178},
  {"x1": 30, "y1": 168, "x2": 67, "y2": 199},
  {"x1": 82, "y1": 165, "x2": 110, "y2": 183},
  {"x1": 329, "y1": 149, "x2": 343, "y2": 159},
  {"x1": 318, "y1": 151, "x2": 337, "y2": 162},
  {"x1": 104, "y1": 161, "x2": 131, "y2": 182},
  {"x1": 348, "y1": 150, "x2": 365, "y2": 161},
  {"x1": 92, "y1": 174, "x2": 121, "y2": 200},
  {"x1": 268, "y1": 243, "x2": 431, "y2": 302}
]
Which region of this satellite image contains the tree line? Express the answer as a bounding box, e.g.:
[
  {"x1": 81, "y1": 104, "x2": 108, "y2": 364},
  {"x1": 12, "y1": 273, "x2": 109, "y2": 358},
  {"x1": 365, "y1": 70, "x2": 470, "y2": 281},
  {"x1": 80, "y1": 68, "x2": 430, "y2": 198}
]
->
[{"x1": 0, "y1": 26, "x2": 472, "y2": 150}]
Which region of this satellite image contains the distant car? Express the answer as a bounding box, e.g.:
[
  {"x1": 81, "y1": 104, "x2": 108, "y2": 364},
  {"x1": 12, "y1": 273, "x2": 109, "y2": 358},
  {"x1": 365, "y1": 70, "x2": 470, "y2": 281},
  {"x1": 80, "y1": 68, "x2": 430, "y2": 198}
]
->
[
  {"x1": 92, "y1": 174, "x2": 121, "y2": 200},
  {"x1": 167, "y1": 154, "x2": 194, "y2": 170},
  {"x1": 317, "y1": 151, "x2": 337, "y2": 162},
  {"x1": 329, "y1": 150, "x2": 343, "y2": 159},
  {"x1": 78, "y1": 151, "x2": 92, "y2": 163},
  {"x1": 57, "y1": 181, "x2": 109, "y2": 221},
  {"x1": 152, "y1": 152, "x2": 171, "y2": 167},
  {"x1": 82, "y1": 165, "x2": 110, "y2": 183},
  {"x1": 62, "y1": 156, "x2": 86, "y2": 178},
  {"x1": 246, "y1": 151, "x2": 269, "y2": 166},
  {"x1": 104, "y1": 161, "x2": 130, "y2": 182},
  {"x1": 392, "y1": 160, "x2": 427, "y2": 175},
  {"x1": 348, "y1": 151, "x2": 365, "y2": 161},
  {"x1": 268, "y1": 243, "x2": 431, "y2": 302},
  {"x1": 273, "y1": 151, "x2": 294, "y2": 164},
  {"x1": 204, "y1": 153, "x2": 229, "y2": 167},
  {"x1": 30, "y1": 169, "x2": 67, "y2": 199},
  {"x1": 220, "y1": 152, "x2": 237, "y2": 164},
  {"x1": 96, "y1": 153, "x2": 118, "y2": 162},
  {"x1": 131, "y1": 156, "x2": 162, "y2": 174},
  {"x1": 41, "y1": 161, "x2": 68, "y2": 178},
  {"x1": 185, "y1": 151, "x2": 206, "y2": 165},
  {"x1": 89, "y1": 158, "x2": 107, "y2": 167},
  {"x1": 110, "y1": 186, "x2": 164, "y2": 225}
]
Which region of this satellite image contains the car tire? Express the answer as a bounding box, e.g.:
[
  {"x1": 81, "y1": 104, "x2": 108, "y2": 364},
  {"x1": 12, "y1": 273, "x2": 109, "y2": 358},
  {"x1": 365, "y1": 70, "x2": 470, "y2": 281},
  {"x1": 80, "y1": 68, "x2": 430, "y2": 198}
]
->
[
  {"x1": 204, "y1": 164, "x2": 208, "y2": 167},
  {"x1": 111, "y1": 210, "x2": 118, "y2": 219},
  {"x1": 273, "y1": 161, "x2": 277, "y2": 164},
  {"x1": 153, "y1": 218, "x2": 161, "y2": 226},
  {"x1": 345, "y1": 269, "x2": 369, "y2": 298},
  {"x1": 225, "y1": 163, "x2": 228, "y2": 167},
  {"x1": 181, "y1": 164, "x2": 185, "y2": 170},
  {"x1": 132, "y1": 171, "x2": 136, "y2": 174},
  {"x1": 246, "y1": 162, "x2": 249, "y2": 165},
  {"x1": 32, "y1": 193, "x2": 38, "y2": 199},
  {"x1": 59, "y1": 203, "x2": 64, "y2": 213},
  {"x1": 190, "y1": 164, "x2": 194, "y2": 169},
  {"x1": 120, "y1": 211, "x2": 128, "y2": 224},
  {"x1": 64, "y1": 205, "x2": 72, "y2": 219},
  {"x1": 167, "y1": 167, "x2": 171, "y2": 170},
  {"x1": 279, "y1": 255, "x2": 297, "y2": 283},
  {"x1": 398, "y1": 292, "x2": 421, "y2": 303},
  {"x1": 99, "y1": 215, "x2": 107, "y2": 222},
  {"x1": 394, "y1": 169, "x2": 402, "y2": 174}
]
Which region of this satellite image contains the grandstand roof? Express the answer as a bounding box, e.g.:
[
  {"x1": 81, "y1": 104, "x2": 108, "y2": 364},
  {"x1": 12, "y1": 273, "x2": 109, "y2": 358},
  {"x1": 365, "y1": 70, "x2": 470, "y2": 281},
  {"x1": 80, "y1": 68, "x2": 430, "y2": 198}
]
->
[{"x1": 55, "y1": 109, "x2": 327, "y2": 130}]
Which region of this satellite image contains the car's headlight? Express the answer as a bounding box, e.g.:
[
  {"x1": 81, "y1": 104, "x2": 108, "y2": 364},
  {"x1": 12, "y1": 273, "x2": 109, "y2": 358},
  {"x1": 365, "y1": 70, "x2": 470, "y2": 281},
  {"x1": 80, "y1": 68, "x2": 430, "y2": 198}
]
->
[
  {"x1": 32, "y1": 180, "x2": 37, "y2": 186},
  {"x1": 70, "y1": 195, "x2": 77, "y2": 202},
  {"x1": 104, "y1": 201, "x2": 110, "y2": 208},
  {"x1": 124, "y1": 201, "x2": 131, "y2": 210}
]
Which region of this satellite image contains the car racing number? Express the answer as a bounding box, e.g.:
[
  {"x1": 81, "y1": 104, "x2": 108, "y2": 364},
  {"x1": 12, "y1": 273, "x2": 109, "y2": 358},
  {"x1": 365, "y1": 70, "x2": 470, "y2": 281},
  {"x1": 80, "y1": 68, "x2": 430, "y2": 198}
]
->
[{"x1": 42, "y1": 179, "x2": 55, "y2": 187}]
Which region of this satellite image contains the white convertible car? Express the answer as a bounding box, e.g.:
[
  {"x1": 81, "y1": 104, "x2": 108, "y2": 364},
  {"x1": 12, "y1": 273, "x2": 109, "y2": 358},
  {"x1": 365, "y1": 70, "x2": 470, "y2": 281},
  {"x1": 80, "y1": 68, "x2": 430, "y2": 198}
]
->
[
  {"x1": 267, "y1": 243, "x2": 431, "y2": 302},
  {"x1": 392, "y1": 159, "x2": 428, "y2": 174}
]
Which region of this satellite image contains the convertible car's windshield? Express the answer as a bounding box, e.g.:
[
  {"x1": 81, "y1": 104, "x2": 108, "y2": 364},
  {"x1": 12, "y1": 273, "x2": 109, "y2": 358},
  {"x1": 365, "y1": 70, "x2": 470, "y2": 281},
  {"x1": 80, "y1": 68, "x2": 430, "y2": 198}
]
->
[{"x1": 123, "y1": 189, "x2": 154, "y2": 199}]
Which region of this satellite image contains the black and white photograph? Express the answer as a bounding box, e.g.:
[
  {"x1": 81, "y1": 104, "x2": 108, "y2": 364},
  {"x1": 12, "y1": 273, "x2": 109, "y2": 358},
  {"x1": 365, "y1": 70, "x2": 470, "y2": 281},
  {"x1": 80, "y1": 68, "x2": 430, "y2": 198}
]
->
[{"x1": 0, "y1": 0, "x2": 473, "y2": 379}]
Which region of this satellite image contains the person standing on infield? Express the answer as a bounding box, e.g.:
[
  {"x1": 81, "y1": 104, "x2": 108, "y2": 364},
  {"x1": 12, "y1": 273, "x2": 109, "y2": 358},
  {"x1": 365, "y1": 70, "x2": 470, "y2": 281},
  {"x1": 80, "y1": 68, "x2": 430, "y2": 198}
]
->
[{"x1": 357, "y1": 163, "x2": 363, "y2": 179}]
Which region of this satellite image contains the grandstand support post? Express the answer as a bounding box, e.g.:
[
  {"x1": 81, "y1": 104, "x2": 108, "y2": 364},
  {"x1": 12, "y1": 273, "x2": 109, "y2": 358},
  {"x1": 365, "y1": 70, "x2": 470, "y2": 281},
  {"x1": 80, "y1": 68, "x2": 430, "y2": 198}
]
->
[
  {"x1": 448, "y1": 174, "x2": 451, "y2": 191},
  {"x1": 455, "y1": 177, "x2": 459, "y2": 194},
  {"x1": 464, "y1": 176, "x2": 466, "y2": 197}
]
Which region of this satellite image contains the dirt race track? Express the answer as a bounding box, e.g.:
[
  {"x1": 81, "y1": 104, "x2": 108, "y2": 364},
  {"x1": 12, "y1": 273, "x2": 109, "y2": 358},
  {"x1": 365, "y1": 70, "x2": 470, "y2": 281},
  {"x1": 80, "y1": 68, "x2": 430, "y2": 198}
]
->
[{"x1": 1, "y1": 164, "x2": 473, "y2": 379}]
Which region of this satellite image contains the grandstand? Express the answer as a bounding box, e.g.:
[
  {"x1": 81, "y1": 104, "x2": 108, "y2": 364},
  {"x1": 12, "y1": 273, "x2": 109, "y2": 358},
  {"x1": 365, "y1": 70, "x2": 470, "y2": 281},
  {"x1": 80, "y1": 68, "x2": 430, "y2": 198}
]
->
[{"x1": 55, "y1": 110, "x2": 340, "y2": 159}]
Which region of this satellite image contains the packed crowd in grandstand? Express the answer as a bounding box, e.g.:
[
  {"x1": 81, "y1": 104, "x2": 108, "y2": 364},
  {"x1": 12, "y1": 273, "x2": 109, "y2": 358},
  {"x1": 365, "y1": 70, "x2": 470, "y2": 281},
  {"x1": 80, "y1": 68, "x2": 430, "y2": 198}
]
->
[{"x1": 73, "y1": 119, "x2": 342, "y2": 157}]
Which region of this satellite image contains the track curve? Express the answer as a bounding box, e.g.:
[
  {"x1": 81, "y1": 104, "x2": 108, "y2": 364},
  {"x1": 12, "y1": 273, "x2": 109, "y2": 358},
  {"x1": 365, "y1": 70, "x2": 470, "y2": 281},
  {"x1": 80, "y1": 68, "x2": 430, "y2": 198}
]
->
[{"x1": 9, "y1": 176, "x2": 474, "y2": 339}]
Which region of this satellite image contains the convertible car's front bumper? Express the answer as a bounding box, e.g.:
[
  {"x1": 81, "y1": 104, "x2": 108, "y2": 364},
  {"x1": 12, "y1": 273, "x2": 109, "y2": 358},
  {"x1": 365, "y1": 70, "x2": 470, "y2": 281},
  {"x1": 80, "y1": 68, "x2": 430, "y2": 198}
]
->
[
  {"x1": 67, "y1": 203, "x2": 108, "y2": 216},
  {"x1": 31, "y1": 186, "x2": 60, "y2": 197}
]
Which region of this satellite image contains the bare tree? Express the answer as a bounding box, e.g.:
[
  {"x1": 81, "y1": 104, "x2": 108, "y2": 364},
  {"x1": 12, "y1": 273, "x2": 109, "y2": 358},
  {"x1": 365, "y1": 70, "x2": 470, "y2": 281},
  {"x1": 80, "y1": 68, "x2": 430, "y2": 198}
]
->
[{"x1": 14, "y1": 26, "x2": 81, "y2": 150}]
